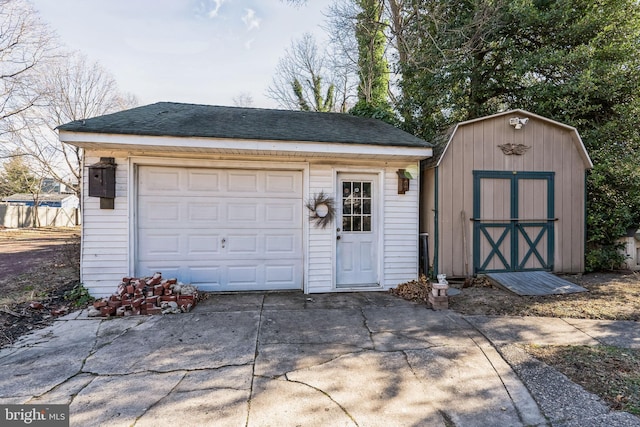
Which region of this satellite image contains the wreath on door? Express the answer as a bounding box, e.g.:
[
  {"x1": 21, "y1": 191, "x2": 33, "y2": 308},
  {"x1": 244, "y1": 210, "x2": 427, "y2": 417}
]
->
[{"x1": 305, "y1": 191, "x2": 335, "y2": 229}]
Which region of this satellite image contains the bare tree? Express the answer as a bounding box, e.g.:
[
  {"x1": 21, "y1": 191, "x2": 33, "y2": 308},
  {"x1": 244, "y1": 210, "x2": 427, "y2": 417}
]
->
[
  {"x1": 0, "y1": 0, "x2": 58, "y2": 130},
  {"x1": 267, "y1": 33, "x2": 345, "y2": 112},
  {"x1": 232, "y1": 92, "x2": 255, "y2": 108},
  {"x1": 9, "y1": 52, "x2": 138, "y2": 197}
]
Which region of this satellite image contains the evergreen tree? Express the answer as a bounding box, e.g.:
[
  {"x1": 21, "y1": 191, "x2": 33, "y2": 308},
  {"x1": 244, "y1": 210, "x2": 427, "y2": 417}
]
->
[{"x1": 0, "y1": 155, "x2": 38, "y2": 197}]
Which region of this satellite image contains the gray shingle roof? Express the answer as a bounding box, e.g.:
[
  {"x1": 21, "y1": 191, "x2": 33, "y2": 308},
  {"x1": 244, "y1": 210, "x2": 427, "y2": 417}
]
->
[{"x1": 57, "y1": 102, "x2": 431, "y2": 148}]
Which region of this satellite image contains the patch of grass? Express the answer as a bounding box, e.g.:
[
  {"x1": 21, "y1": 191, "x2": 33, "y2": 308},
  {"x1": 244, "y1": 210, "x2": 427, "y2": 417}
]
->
[{"x1": 525, "y1": 345, "x2": 640, "y2": 415}]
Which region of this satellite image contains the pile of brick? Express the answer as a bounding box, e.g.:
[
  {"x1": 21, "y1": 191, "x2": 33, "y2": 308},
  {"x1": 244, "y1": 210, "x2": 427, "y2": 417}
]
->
[{"x1": 89, "y1": 272, "x2": 200, "y2": 317}]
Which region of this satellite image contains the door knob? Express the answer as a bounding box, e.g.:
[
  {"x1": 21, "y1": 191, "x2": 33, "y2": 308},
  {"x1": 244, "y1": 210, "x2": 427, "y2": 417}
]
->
[{"x1": 337, "y1": 235, "x2": 341, "y2": 240}]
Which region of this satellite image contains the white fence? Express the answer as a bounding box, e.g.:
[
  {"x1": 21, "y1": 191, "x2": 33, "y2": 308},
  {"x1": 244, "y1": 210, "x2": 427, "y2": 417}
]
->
[{"x1": 0, "y1": 204, "x2": 80, "y2": 228}]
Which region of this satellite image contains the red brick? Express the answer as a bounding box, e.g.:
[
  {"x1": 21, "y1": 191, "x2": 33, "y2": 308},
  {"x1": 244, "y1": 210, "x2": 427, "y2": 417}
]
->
[
  {"x1": 153, "y1": 285, "x2": 163, "y2": 296},
  {"x1": 100, "y1": 306, "x2": 115, "y2": 316},
  {"x1": 161, "y1": 295, "x2": 177, "y2": 302},
  {"x1": 122, "y1": 277, "x2": 132, "y2": 284},
  {"x1": 107, "y1": 300, "x2": 122, "y2": 309},
  {"x1": 177, "y1": 297, "x2": 194, "y2": 307},
  {"x1": 146, "y1": 306, "x2": 162, "y2": 315},
  {"x1": 147, "y1": 272, "x2": 162, "y2": 286},
  {"x1": 93, "y1": 300, "x2": 107, "y2": 308},
  {"x1": 132, "y1": 298, "x2": 145, "y2": 308},
  {"x1": 167, "y1": 278, "x2": 178, "y2": 285}
]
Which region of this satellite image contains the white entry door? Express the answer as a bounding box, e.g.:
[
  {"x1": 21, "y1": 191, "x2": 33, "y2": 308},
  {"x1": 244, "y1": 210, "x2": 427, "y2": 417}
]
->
[
  {"x1": 336, "y1": 173, "x2": 379, "y2": 288},
  {"x1": 137, "y1": 166, "x2": 303, "y2": 291}
]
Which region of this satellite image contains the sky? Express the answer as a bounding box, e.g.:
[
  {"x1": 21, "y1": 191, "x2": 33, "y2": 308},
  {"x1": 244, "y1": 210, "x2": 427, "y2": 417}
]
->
[{"x1": 29, "y1": 0, "x2": 333, "y2": 109}]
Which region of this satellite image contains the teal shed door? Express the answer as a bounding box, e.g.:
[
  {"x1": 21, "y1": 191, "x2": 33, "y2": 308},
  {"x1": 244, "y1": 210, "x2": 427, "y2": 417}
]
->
[{"x1": 473, "y1": 171, "x2": 555, "y2": 274}]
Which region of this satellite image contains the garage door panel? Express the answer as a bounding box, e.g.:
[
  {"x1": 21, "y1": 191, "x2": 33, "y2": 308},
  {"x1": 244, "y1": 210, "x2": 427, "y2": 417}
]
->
[
  {"x1": 187, "y1": 234, "x2": 222, "y2": 256},
  {"x1": 137, "y1": 166, "x2": 303, "y2": 291},
  {"x1": 266, "y1": 265, "x2": 295, "y2": 283},
  {"x1": 139, "y1": 233, "x2": 182, "y2": 257},
  {"x1": 265, "y1": 234, "x2": 297, "y2": 254},
  {"x1": 265, "y1": 202, "x2": 301, "y2": 225},
  {"x1": 226, "y1": 234, "x2": 258, "y2": 254},
  {"x1": 187, "y1": 202, "x2": 220, "y2": 222},
  {"x1": 266, "y1": 171, "x2": 302, "y2": 195},
  {"x1": 227, "y1": 202, "x2": 259, "y2": 223},
  {"x1": 140, "y1": 169, "x2": 182, "y2": 193},
  {"x1": 187, "y1": 170, "x2": 221, "y2": 192},
  {"x1": 228, "y1": 171, "x2": 259, "y2": 192},
  {"x1": 189, "y1": 266, "x2": 222, "y2": 285}
]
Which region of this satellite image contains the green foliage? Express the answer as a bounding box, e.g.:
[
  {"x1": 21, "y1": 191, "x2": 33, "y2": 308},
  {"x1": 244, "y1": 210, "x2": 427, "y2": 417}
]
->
[
  {"x1": 349, "y1": 102, "x2": 398, "y2": 126},
  {"x1": 0, "y1": 155, "x2": 38, "y2": 198},
  {"x1": 397, "y1": 0, "x2": 640, "y2": 270},
  {"x1": 354, "y1": 0, "x2": 390, "y2": 111},
  {"x1": 292, "y1": 77, "x2": 335, "y2": 112},
  {"x1": 64, "y1": 283, "x2": 94, "y2": 308}
]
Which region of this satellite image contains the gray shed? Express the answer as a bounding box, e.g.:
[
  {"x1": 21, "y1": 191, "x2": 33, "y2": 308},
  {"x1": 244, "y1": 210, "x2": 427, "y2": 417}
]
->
[{"x1": 421, "y1": 109, "x2": 593, "y2": 278}]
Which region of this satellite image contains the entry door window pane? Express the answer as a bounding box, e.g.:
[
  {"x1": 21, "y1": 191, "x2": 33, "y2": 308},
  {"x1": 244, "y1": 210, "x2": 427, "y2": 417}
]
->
[{"x1": 342, "y1": 180, "x2": 372, "y2": 232}]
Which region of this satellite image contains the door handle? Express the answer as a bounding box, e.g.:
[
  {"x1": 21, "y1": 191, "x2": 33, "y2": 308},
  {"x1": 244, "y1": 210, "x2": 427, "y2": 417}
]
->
[{"x1": 222, "y1": 238, "x2": 226, "y2": 248}]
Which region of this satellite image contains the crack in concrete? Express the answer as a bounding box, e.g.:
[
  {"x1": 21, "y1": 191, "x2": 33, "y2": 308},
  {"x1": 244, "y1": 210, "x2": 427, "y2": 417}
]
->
[
  {"x1": 359, "y1": 307, "x2": 376, "y2": 348},
  {"x1": 283, "y1": 374, "x2": 360, "y2": 426},
  {"x1": 560, "y1": 318, "x2": 604, "y2": 346},
  {"x1": 133, "y1": 371, "x2": 188, "y2": 426},
  {"x1": 245, "y1": 293, "x2": 265, "y2": 427}
]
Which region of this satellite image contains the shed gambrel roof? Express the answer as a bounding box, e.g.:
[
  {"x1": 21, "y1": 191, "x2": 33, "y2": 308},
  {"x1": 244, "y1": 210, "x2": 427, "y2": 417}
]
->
[
  {"x1": 424, "y1": 109, "x2": 593, "y2": 169},
  {"x1": 58, "y1": 102, "x2": 431, "y2": 148}
]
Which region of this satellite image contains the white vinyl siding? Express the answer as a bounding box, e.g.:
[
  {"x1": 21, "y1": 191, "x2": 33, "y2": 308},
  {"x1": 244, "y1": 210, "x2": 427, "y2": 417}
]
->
[
  {"x1": 383, "y1": 164, "x2": 420, "y2": 287},
  {"x1": 79, "y1": 149, "x2": 422, "y2": 297},
  {"x1": 306, "y1": 165, "x2": 334, "y2": 293},
  {"x1": 81, "y1": 153, "x2": 130, "y2": 297}
]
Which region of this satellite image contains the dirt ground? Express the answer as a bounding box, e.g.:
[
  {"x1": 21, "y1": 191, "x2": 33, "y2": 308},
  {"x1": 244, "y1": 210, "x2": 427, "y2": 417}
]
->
[
  {"x1": 448, "y1": 272, "x2": 640, "y2": 320},
  {"x1": 0, "y1": 227, "x2": 80, "y2": 347}
]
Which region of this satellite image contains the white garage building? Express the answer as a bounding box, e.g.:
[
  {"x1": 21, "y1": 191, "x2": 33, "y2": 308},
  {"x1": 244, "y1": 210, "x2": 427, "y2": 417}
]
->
[{"x1": 58, "y1": 102, "x2": 432, "y2": 297}]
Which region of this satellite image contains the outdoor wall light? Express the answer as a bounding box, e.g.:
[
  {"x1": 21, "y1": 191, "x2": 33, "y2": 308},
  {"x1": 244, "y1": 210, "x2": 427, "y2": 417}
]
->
[{"x1": 397, "y1": 169, "x2": 412, "y2": 194}]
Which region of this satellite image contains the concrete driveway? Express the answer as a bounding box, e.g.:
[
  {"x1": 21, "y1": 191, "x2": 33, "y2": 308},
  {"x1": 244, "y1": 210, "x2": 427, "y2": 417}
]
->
[{"x1": 1, "y1": 292, "x2": 548, "y2": 426}]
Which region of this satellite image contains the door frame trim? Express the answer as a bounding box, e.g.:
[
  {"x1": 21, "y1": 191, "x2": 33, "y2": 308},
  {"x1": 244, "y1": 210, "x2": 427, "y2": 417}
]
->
[
  {"x1": 128, "y1": 156, "x2": 310, "y2": 291},
  {"x1": 333, "y1": 169, "x2": 384, "y2": 290}
]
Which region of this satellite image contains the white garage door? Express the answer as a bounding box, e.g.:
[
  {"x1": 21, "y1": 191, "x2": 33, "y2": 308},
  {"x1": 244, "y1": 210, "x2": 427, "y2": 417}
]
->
[{"x1": 137, "y1": 166, "x2": 303, "y2": 291}]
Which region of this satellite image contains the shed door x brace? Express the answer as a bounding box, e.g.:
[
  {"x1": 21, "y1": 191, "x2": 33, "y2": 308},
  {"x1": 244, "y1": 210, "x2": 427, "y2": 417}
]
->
[{"x1": 472, "y1": 171, "x2": 555, "y2": 274}]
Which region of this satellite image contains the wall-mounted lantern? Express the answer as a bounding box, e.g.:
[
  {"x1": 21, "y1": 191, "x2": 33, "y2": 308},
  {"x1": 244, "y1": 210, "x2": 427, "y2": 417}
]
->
[
  {"x1": 88, "y1": 157, "x2": 116, "y2": 209},
  {"x1": 397, "y1": 169, "x2": 412, "y2": 194}
]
